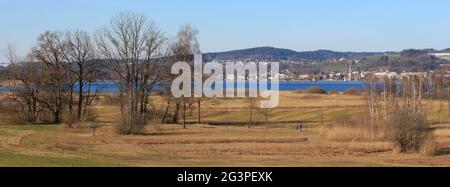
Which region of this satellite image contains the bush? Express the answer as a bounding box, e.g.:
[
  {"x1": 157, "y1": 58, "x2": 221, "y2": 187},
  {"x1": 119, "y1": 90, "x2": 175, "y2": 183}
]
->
[
  {"x1": 62, "y1": 111, "x2": 77, "y2": 128},
  {"x1": 0, "y1": 101, "x2": 26, "y2": 125},
  {"x1": 387, "y1": 109, "x2": 432, "y2": 153},
  {"x1": 115, "y1": 111, "x2": 147, "y2": 135},
  {"x1": 343, "y1": 87, "x2": 361, "y2": 95},
  {"x1": 328, "y1": 90, "x2": 338, "y2": 94},
  {"x1": 420, "y1": 137, "x2": 436, "y2": 156},
  {"x1": 306, "y1": 86, "x2": 327, "y2": 94}
]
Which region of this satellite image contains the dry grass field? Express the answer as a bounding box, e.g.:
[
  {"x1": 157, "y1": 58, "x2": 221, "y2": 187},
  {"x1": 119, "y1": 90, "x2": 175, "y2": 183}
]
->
[{"x1": 0, "y1": 91, "x2": 450, "y2": 166}]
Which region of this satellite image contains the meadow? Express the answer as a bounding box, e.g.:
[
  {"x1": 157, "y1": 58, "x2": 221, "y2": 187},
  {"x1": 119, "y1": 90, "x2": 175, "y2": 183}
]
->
[{"x1": 0, "y1": 91, "x2": 449, "y2": 166}]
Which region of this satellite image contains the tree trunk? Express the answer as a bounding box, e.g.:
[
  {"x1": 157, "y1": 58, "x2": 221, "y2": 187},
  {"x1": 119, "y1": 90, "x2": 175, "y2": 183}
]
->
[
  {"x1": 183, "y1": 100, "x2": 187, "y2": 129},
  {"x1": 248, "y1": 98, "x2": 254, "y2": 129},
  {"x1": 54, "y1": 110, "x2": 61, "y2": 124},
  {"x1": 320, "y1": 110, "x2": 324, "y2": 127},
  {"x1": 77, "y1": 79, "x2": 83, "y2": 121},
  {"x1": 448, "y1": 100, "x2": 450, "y2": 118},
  {"x1": 162, "y1": 97, "x2": 171, "y2": 123},
  {"x1": 248, "y1": 107, "x2": 253, "y2": 129},
  {"x1": 197, "y1": 99, "x2": 201, "y2": 124},
  {"x1": 83, "y1": 80, "x2": 93, "y2": 121},
  {"x1": 68, "y1": 87, "x2": 74, "y2": 127},
  {"x1": 172, "y1": 100, "x2": 180, "y2": 124}
]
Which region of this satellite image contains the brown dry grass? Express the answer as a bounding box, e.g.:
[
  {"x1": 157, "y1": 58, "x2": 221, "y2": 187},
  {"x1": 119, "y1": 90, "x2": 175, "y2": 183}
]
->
[
  {"x1": 1, "y1": 123, "x2": 448, "y2": 166},
  {"x1": 433, "y1": 129, "x2": 450, "y2": 137},
  {"x1": 0, "y1": 91, "x2": 450, "y2": 166},
  {"x1": 326, "y1": 126, "x2": 385, "y2": 142}
]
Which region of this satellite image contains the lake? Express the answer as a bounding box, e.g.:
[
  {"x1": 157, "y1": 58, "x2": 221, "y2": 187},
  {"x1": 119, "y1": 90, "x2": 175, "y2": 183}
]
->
[{"x1": 0, "y1": 81, "x2": 378, "y2": 93}]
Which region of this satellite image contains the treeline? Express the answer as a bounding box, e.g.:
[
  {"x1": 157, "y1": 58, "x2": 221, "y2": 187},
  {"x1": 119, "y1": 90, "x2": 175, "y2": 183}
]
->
[
  {"x1": 1, "y1": 12, "x2": 199, "y2": 134},
  {"x1": 369, "y1": 55, "x2": 445, "y2": 72},
  {"x1": 204, "y1": 47, "x2": 382, "y2": 62}
]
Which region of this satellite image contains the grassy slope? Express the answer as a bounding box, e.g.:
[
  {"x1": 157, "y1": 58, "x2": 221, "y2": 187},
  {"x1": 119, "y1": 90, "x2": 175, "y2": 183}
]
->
[
  {"x1": 0, "y1": 125, "x2": 125, "y2": 167},
  {"x1": 0, "y1": 148, "x2": 122, "y2": 167}
]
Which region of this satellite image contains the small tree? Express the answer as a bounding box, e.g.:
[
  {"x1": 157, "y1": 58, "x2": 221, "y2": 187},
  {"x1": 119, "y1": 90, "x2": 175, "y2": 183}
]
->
[
  {"x1": 258, "y1": 108, "x2": 273, "y2": 129},
  {"x1": 170, "y1": 24, "x2": 200, "y2": 127},
  {"x1": 386, "y1": 108, "x2": 432, "y2": 153},
  {"x1": 248, "y1": 97, "x2": 256, "y2": 128}
]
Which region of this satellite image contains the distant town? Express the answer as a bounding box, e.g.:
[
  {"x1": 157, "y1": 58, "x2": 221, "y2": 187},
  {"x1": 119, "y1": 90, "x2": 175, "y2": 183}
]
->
[{"x1": 210, "y1": 48, "x2": 450, "y2": 82}]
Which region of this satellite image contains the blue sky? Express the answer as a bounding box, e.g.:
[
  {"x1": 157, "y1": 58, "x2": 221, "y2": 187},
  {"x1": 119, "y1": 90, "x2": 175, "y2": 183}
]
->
[{"x1": 1, "y1": 0, "x2": 450, "y2": 62}]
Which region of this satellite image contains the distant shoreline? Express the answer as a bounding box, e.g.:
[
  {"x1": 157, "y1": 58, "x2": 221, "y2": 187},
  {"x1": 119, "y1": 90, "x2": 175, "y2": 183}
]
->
[{"x1": 1, "y1": 80, "x2": 377, "y2": 93}]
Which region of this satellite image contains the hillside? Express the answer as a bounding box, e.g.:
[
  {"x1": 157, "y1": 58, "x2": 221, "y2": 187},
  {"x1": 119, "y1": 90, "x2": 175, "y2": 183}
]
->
[
  {"x1": 204, "y1": 47, "x2": 383, "y2": 61},
  {"x1": 204, "y1": 47, "x2": 450, "y2": 73}
]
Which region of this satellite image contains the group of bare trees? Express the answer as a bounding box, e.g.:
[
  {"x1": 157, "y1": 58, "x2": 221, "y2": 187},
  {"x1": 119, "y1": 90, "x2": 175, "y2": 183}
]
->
[
  {"x1": 364, "y1": 72, "x2": 450, "y2": 139},
  {"x1": 3, "y1": 31, "x2": 98, "y2": 127},
  {"x1": 1, "y1": 12, "x2": 202, "y2": 134}
]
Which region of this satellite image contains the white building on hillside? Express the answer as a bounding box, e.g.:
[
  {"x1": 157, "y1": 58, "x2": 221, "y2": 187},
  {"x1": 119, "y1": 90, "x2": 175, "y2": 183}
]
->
[{"x1": 429, "y1": 53, "x2": 450, "y2": 60}]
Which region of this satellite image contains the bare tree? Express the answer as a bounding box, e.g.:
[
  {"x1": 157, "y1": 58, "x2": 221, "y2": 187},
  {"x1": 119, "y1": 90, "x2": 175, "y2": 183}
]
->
[
  {"x1": 448, "y1": 80, "x2": 450, "y2": 119},
  {"x1": 196, "y1": 97, "x2": 202, "y2": 124},
  {"x1": 8, "y1": 61, "x2": 46, "y2": 123},
  {"x1": 400, "y1": 75, "x2": 424, "y2": 112},
  {"x1": 63, "y1": 30, "x2": 97, "y2": 123},
  {"x1": 258, "y1": 108, "x2": 273, "y2": 129},
  {"x1": 170, "y1": 24, "x2": 200, "y2": 128},
  {"x1": 96, "y1": 12, "x2": 166, "y2": 134},
  {"x1": 1, "y1": 44, "x2": 18, "y2": 83},
  {"x1": 429, "y1": 71, "x2": 448, "y2": 124},
  {"x1": 248, "y1": 97, "x2": 256, "y2": 128},
  {"x1": 2, "y1": 44, "x2": 20, "y2": 66},
  {"x1": 365, "y1": 76, "x2": 379, "y2": 139},
  {"x1": 30, "y1": 31, "x2": 67, "y2": 123},
  {"x1": 3, "y1": 44, "x2": 41, "y2": 123},
  {"x1": 161, "y1": 88, "x2": 173, "y2": 123}
]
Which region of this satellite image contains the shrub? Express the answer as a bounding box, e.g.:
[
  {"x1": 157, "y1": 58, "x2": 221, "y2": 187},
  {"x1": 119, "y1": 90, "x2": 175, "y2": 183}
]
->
[
  {"x1": 85, "y1": 109, "x2": 99, "y2": 122},
  {"x1": 306, "y1": 86, "x2": 327, "y2": 94},
  {"x1": 62, "y1": 111, "x2": 77, "y2": 129},
  {"x1": 115, "y1": 111, "x2": 147, "y2": 135},
  {"x1": 420, "y1": 137, "x2": 436, "y2": 156},
  {"x1": 386, "y1": 109, "x2": 432, "y2": 153},
  {"x1": 328, "y1": 90, "x2": 338, "y2": 94},
  {"x1": 343, "y1": 87, "x2": 361, "y2": 95}
]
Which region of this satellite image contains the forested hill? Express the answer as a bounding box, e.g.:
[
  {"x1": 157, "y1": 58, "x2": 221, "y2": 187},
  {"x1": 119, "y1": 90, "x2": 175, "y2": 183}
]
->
[{"x1": 204, "y1": 47, "x2": 383, "y2": 61}]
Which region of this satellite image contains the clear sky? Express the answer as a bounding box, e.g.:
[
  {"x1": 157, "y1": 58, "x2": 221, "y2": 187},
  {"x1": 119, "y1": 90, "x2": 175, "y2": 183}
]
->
[{"x1": 1, "y1": 0, "x2": 450, "y2": 63}]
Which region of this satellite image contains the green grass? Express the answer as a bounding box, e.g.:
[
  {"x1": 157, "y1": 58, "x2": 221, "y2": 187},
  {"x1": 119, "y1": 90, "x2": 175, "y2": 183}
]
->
[
  {"x1": 0, "y1": 124, "x2": 59, "y2": 132},
  {"x1": 0, "y1": 125, "x2": 127, "y2": 167},
  {"x1": 0, "y1": 149, "x2": 126, "y2": 167}
]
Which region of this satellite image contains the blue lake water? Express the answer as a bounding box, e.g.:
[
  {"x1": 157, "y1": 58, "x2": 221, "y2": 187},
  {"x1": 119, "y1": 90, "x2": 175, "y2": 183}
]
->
[
  {"x1": 80, "y1": 81, "x2": 378, "y2": 93},
  {"x1": 0, "y1": 81, "x2": 374, "y2": 93},
  {"x1": 278, "y1": 81, "x2": 373, "y2": 92}
]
